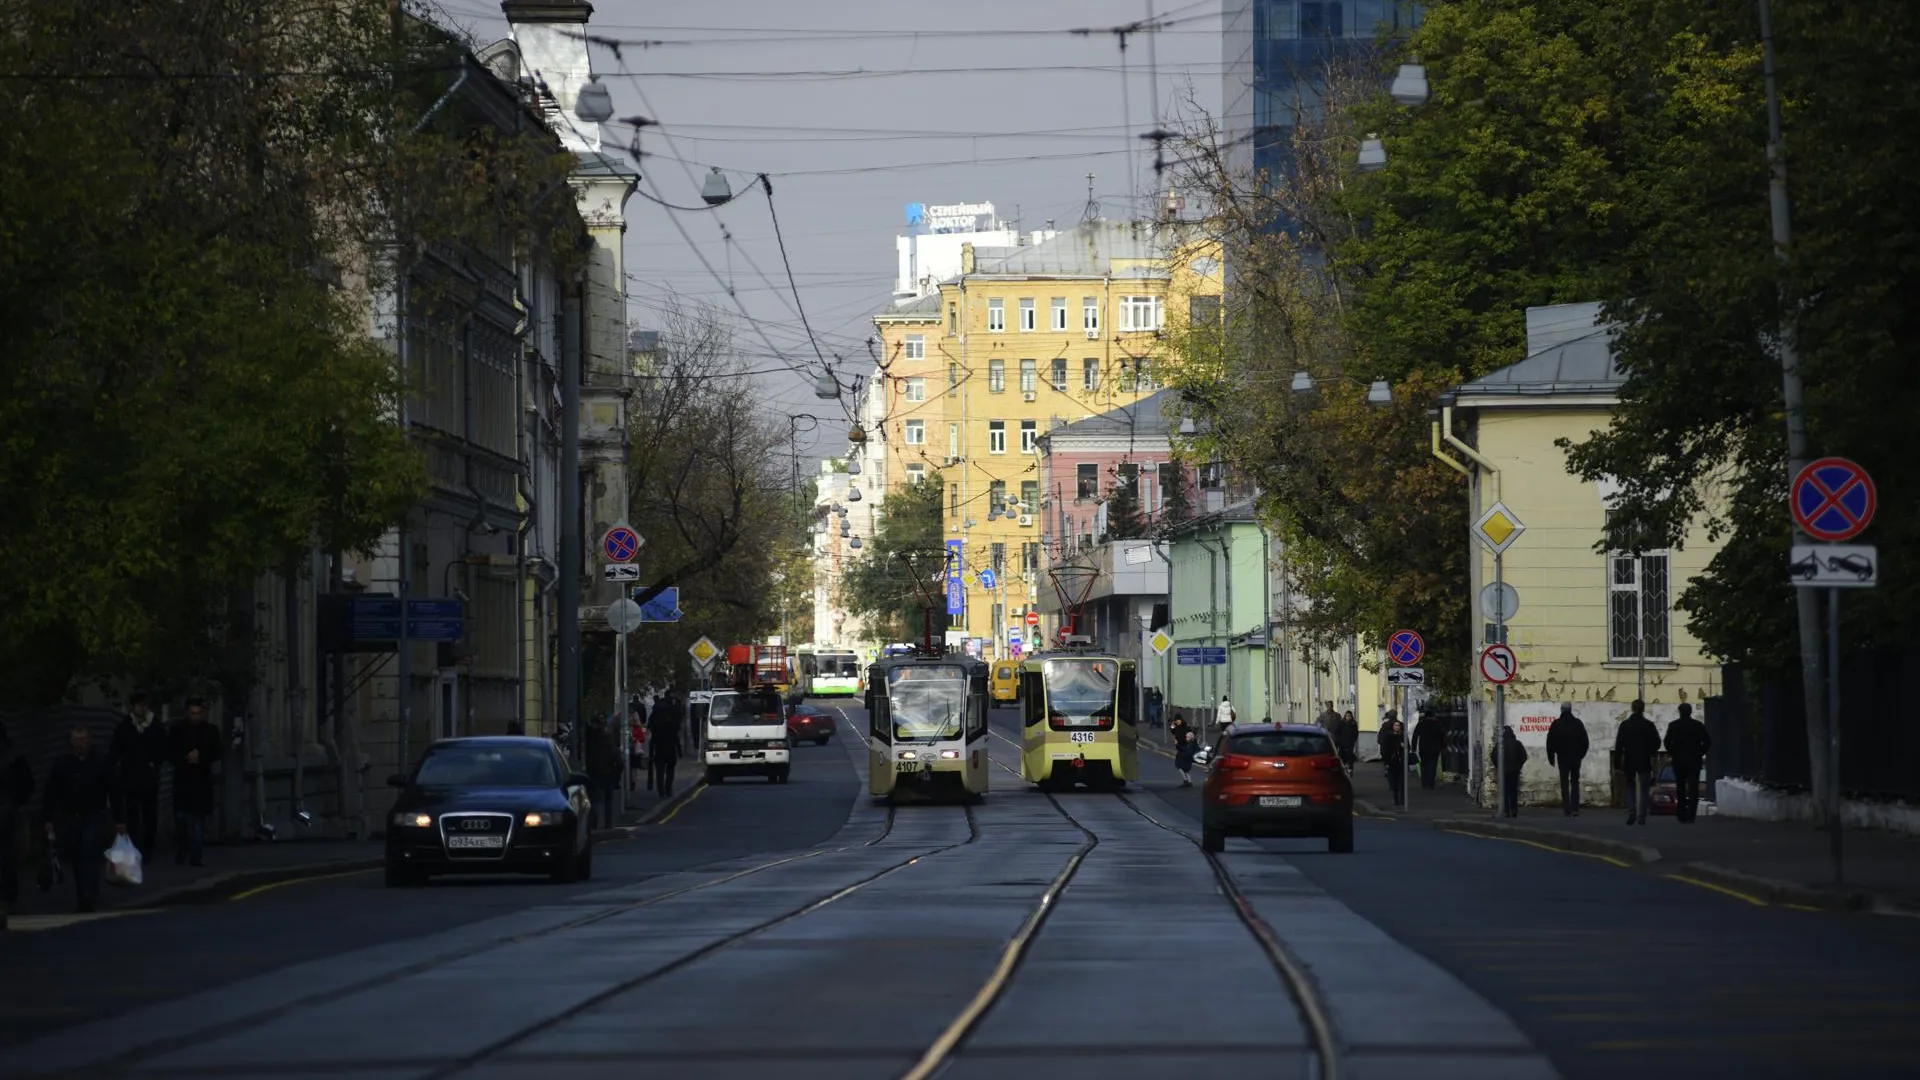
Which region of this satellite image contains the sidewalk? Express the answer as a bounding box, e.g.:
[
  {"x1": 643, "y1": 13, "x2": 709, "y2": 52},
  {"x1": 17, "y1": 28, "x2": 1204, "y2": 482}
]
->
[
  {"x1": 1351, "y1": 766, "x2": 1920, "y2": 914},
  {"x1": 9, "y1": 771, "x2": 704, "y2": 919}
]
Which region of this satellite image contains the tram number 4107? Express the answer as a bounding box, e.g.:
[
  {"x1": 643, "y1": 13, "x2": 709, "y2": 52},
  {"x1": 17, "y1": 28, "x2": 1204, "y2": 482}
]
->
[{"x1": 1069, "y1": 731, "x2": 1097, "y2": 744}]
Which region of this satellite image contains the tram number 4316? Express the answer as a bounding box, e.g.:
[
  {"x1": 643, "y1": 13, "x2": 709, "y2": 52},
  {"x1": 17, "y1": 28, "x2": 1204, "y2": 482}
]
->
[{"x1": 1069, "y1": 731, "x2": 1097, "y2": 744}]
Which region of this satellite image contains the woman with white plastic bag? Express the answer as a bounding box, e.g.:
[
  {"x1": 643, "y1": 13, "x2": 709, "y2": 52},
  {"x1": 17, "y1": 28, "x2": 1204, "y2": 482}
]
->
[{"x1": 105, "y1": 832, "x2": 143, "y2": 887}]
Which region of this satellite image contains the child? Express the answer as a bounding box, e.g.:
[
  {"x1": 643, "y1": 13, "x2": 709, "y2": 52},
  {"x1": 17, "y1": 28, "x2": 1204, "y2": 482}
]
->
[{"x1": 1174, "y1": 728, "x2": 1199, "y2": 787}]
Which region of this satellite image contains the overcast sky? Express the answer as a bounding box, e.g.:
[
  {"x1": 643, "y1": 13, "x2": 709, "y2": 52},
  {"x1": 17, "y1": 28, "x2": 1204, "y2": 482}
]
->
[{"x1": 435, "y1": 0, "x2": 1225, "y2": 461}]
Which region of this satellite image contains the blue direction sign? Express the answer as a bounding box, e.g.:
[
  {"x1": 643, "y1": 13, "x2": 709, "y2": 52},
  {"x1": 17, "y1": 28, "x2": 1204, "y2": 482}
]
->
[
  {"x1": 602, "y1": 525, "x2": 642, "y2": 564},
  {"x1": 979, "y1": 568, "x2": 997, "y2": 591},
  {"x1": 1176, "y1": 646, "x2": 1228, "y2": 666},
  {"x1": 405, "y1": 599, "x2": 466, "y2": 642},
  {"x1": 1388, "y1": 629, "x2": 1425, "y2": 667},
  {"x1": 347, "y1": 596, "x2": 402, "y2": 640},
  {"x1": 945, "y1": 540, "x2": 965, "y2": 615},
  {"x1": 631, "y1": 586, "x2": 682, "y2": 622},
  {"x1": 1791, "y1": 457, "x2": 1876, "y2": 543}
]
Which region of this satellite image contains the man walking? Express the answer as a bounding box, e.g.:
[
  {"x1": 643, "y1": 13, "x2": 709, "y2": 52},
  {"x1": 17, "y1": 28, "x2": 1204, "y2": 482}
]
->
[
  {"x1": 0, "y1": 720, "x2": 34, "y2": 931},
  {"x1": 584, "y1": 714, "x2": 622, "y2": 830},
  {"x1": 1317, "y1": 701, "x2": 1339, "y2": 731},
  {"x1": 168, "y1": 697, "x2": 222, "y2": 867},
  {"x1": 1410, "y1": 708, "x2": 1447, "y2": 790},
  {"x1": 1663, "y1": 703, "x2": 1712, "y2": 823},
  {"x1": 1545, "y1": 704, "x2": 1589, "y2": 816},
  {"x1": 646, "y1": 702, "x2": 682, "y2": 798},
  {"x1": 110, "y1": 691, "x2": 169, "y2": 858},
  {"x1": 44, "y1": 724, "x2": 114, "y2": 913},
  {"x1": 1493, "y1": 724, "x2": 1529, "y2": 817},
  {"x1": 1378, "y1": 711, "x2": 1407, "y2": 808},
  {"x1": 1614, "y1": 700, "x2": 1663, "y2": 825}
]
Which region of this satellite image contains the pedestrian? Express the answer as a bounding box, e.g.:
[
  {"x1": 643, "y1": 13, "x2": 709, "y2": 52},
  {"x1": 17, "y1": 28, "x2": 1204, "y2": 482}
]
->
[
  {"x1": 1335, "y1": 710, "x2": 1359, "y2": 772},
  {"x1": 1214, "y1": 695, "x2": 1236, "y2": 741},
  {"x1": 584, "y1": 714, "x2": 622, "y2": 830},
  {"x1": 1492, "y1": 724, "x2": 1528, "y2": 817},
  {"x1": 168, "y1": 698, "x2": 221, "y2": 867},
  {"x1": 1663, "y1": 703, "x2": 1712, "y2": 823},
  {"x1": 1613, "y1": 699, "x2": 1662, "y2": 825},
  {"x1": 1378, "y1": 711, "x2": 1407, "y2": 808},
  {"x1": 1411, "y1": 708, "x2": 1446, "y2": 790},
  {"x1": 1174, "y1": 728, "x2": 1199, "y2": 787},
  {"x1": 44, "y1": 724, "x2": 114, "y2": 913},
  {"x1": 646, "y1": 702, "x2": 682, "y2": 797},
  {"x1": 1146, "y1": 687, "x2": 1164, "y2": 729},
  {"x1": 1545, "y1": 704, "x2": 1589, "y2": 816},
  {"x1": 629, "y1": 710, "x2": 648, "y2": 792},
  {"x1": 1167, "y1": 712, "x2": 1191, "y2": 753},
  {"x1": 110, "y1": 691, "x2": 169, "y2": 858},
  {"x1": 1, "y1": 719, "x2": 34, "y2": 931},
  {"x1": 1317, "y1": 700, "x2": 1339, "y2": 731}
]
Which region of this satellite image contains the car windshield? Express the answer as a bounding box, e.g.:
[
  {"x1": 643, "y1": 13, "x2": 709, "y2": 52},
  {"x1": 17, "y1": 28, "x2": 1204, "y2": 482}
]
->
[
  {"x1": 414, "y1": 745, "x2": 558, "y2": 787},
  {"x1": 1227, "y1": 731, "x2": 1335, "y2": 757},
  {"x1": 887, "y1": 665, "x2": 966, "y2": 739},
  {"x1": 1044, "y1": 659, "x2": 1116, "y2": 728},
  {"x1": 713, "y1": 690, "x2": 783, "y2": 725}
]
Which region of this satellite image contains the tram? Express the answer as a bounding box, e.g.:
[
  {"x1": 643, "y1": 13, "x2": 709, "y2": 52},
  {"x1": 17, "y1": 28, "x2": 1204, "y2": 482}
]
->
[
  {"x1": 1016, "y1": 650, "x2": 1139, "y2": 790},
  {"x1": 865, "y1": 654, "x2": 991, "y2": 803}
]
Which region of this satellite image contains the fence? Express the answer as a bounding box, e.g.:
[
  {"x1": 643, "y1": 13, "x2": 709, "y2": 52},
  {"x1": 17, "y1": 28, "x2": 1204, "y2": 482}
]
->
[{"x1": 1706, "y1": 650, "x2": 1920, "y2": 801}]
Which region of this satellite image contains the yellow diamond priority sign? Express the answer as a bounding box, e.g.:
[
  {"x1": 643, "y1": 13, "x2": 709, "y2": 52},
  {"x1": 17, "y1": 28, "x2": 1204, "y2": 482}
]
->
[
  {"x1": 688, "y1": 636, "x2": 720, "y2": 666},
  {"x1": 1472, "y1": 501, "x2": 1527, "y2": 555},
  {"x1": 1149, "y1": 630, "x2": 1174, "y2": 656}
]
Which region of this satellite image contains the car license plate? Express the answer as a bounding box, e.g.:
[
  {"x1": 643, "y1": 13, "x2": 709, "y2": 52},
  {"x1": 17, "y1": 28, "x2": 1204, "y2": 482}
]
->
[
  {"x1": 1257, "y1": 796, "x2": 1302, "y2": 808},
  {"x1": 447, "y1": 835, "x2": 505, "y2": 849}
]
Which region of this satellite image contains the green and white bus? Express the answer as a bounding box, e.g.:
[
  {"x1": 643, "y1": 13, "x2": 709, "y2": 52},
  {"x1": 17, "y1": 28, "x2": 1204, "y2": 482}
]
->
[{"x1": 794, "y1": 644, "x2": 863, "y2": 698}]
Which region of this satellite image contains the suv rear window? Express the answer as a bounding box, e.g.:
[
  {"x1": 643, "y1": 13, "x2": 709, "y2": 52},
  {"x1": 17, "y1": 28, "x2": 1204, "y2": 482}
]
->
[{"x1": 1228, "y1": 731, "x2": 1334, "y2": 757}]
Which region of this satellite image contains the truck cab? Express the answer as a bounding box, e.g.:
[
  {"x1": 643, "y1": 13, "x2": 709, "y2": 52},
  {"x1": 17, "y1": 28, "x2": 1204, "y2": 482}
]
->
[{"x1": 702, "y1": 686, "x2": 792, "y2": 784}]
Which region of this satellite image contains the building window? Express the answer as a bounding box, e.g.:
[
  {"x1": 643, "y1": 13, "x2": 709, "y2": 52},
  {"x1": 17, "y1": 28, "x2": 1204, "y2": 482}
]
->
[
  {"x1": 906, "y1": 463, "x2": 926, "y2": 481},
  {"x1": 948, "y1": 363, "x2": 960, "y2": 389},
  {"x1": 988, "y1": 359, "x2": 1005, "y2": 392},
  {"x1": 904, "y1": 376, "x2": 926, "y2": 402},
  {"x1": 1199, "y1": 459, "x2": 1224, "y2": 490},
  {"x1": 904, "y1": 419, "x2": 926, "y2": 445},
  {"x1": 948, "y1": 423, "x2": 960, "y2": 459},
  {"x1": 990, "y1": 480, "x2": 1007, "y2": 512},
  {"x1": 1019, "y1": 298, "x2": 1036, "y2": 332},
  {"x1": 1051, "y1": 358, "x2": 1068, "y2": 391},
  {"x1": 1119, "y1": 295, "x2": 1164, "y2": 332},
  {"x1": 1022, "y1": 540, "x2": 1040, "y2": 572},
  {"x1": 1077, "y1": 463, "x2": 1098, "y2": 499},
  {"x1": 987, "y1": 298, "x2": 1005, "y2": 332},
  {"x1": 991, "y1": 542, "x2": 1006, "y2": 574},
  {"x1": 1020, "y1": 480, "x2": 1038, "y2": 515},
  {"x1": 1019, "y1": 359, "x2": 1037, "y2": 393},
  {"x1": 1190, "y1": 295, "x2": 1222, "y2": 326},
  {"x1": 947, "y1": 304, "x2": 957, "y2": 335},
  {"x1": 1609, "y1": 550, "x2": 1672, "y2": 662},
  {"x1": 1083, "y1": 297, "x2": 1100, "y2": 333},
  {"x1": 1051, "y1": 297, "x2": 1068, "y2": 331},
  {"x1": 951, "y1": 483, "x2": 960, "y2": 517},
  {"x1": 1083, "y1": 358, "x2": 1100, "y2": 391},
  {"x1": 1020, "y1": 419, "x2": 1037, "y2": 453},
  {"x1": 904, "y1": 333, "x2": 925, "y2": 359},
  {"x1": 988, "y1": 421, "x2": 1006, "y2": 454},
  {"x1": 1133, "y1": 359, "x2": 1158, "y2": 391}
]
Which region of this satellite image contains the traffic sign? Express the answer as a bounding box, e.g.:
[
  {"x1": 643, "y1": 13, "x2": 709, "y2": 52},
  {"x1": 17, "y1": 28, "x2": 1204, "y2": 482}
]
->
[
  {"x1": 405, "y1": 599, "x2": 466, "y2": 642},
  {"x1": 602, "y1": 524, "x2": 642, "y2": 564},
  {"x1": 1790, "y1": 543, "x2": 1878, "y2": 588},
  {"x1": 607, "y1": 599, "x2": 643, "y2": 634},
  {"x1": 603, "y1": 563, "x2": 640, "y2": 582},
  {"x1": 1791, "y1": 457, "x2": 1875, "y2": 542},
  {"x1": 1176, "y1": 646, "x2": 1227, "y2": 666},
  {"x1": 1472, "y1": 502, "x2": 1527, "y2": 555},
  {"x1": 1387, "y1": 667, "x2": 1425, "y2": 687},
  {"x1": 634, "y1": 587, "x2": 682, "y2": 621},
  {"x1": 1025, "y1": 610, "x2": 1040, "y2": 627},
  {"x1": 1148, "y1": 630, "x2": 1173, "y2": 656},
  {"x1": 1479, "y1": 582, "x2": 1520, "y2": 622},
  {"x1": 979, "y1": 569, "x2": 997, "y2": 590},
  {"x1": 1387, "y1": 629, "x2": 1424, "y2": 667},
  {"x1": 688, "y1": 636, "x2": 720, "y2": 666},
  {"x1": 1478, "y1": 643, "x2": 1517, "y2": 685}
]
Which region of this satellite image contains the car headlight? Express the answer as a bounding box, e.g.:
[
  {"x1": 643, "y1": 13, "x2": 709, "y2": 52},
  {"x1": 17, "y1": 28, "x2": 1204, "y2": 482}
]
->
[
  {"x1": 709, "y1": 741, "x2": 731, "y2": 750},
  {"x1": 391, "y1": 812, "x2": 433, "y2": 828},
  {"x1": 523, "y1": 811, "x2": 565, "y2": 827},
  {"x1": 767, "y1": 739, "x2": 788, "y2": 749}
]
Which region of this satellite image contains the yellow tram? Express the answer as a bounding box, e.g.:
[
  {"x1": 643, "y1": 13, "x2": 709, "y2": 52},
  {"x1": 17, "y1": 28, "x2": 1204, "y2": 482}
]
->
[
  {"x1": 1016, "y1": 650, "x2": 1139, "y2": 790},
  {"x1": 865, "y1": 655, "x2": 991, "y2": 803}
]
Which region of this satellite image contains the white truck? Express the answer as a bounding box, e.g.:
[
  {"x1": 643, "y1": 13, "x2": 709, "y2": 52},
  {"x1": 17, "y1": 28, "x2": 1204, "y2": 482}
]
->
[{"x1": 702, "y1": 686, "x2": 792, "y2": 784}]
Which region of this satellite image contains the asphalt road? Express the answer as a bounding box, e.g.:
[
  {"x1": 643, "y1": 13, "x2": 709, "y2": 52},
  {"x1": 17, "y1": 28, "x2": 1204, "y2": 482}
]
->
[{"x1": 2, "y1": 701, "x2": 1917, "y2": 1080}]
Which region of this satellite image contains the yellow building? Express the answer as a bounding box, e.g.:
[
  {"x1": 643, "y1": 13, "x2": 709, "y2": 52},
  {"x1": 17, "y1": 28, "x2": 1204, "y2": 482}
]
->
[
  {"x1": 870, "y1": 220, "x2": 1221, "y2": 655},
  {"x1": 1444, "y1": 301, "x2": 1727, "y2": 805}
]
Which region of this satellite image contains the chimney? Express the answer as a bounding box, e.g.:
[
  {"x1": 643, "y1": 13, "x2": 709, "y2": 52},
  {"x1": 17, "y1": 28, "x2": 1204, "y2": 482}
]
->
[
  {"x1": 960, "y1": 242, "x2": 975, "y2": 274},
  {"x1": 502, "y1": 1, "x2": 600, "y2": 152}
]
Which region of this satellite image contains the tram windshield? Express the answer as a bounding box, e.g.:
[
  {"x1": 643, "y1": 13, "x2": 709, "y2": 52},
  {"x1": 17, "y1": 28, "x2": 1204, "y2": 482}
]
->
[
  {"x1": 1043, "y1": 658, "x2": 1118, "y2": 729},
  {"x1": 886, "y1": 665, "x2": 966, "y2": 740}
]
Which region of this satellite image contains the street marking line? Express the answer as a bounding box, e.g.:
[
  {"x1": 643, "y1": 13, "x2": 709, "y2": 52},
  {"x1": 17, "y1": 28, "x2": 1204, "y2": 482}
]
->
[
  {"x1": 231, "y1": 866, "x2": 378, "y2": 901},
  {"x1": 1441, "y1": 829, "x2": 1632, "y2": 868},
  {"x1": 1662, "y1": 873, "x2": 1768, "y2": 907},
  {"x1": 654, "y1": 782, "x2": 708, "y2": 825},
  {"x1": 3, "y1": 909, "x2": 162, "y2": 932}
]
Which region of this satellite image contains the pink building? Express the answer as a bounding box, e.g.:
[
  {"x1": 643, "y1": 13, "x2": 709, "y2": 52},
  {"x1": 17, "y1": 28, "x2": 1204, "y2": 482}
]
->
[{"x1": 1036, "y1": 390, "x2": 1220, "y2": 553}]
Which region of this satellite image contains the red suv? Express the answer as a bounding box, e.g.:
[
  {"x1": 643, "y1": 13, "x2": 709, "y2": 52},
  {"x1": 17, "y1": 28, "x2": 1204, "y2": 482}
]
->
[{"x1": 1202, "y1": 724, "x2": 1353, "y2": 854}]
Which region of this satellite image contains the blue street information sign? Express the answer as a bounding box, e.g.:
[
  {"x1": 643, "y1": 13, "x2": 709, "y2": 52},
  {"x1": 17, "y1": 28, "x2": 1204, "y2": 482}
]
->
[
  {"x1": 1791, "y1": 457, "x2": 1876, "y2": 543},
  {"x1": 1388, "y1": 629, "x2": 1425, "y2": 667},
  {"x1": 346, "y1": 596, "x2": 402, "y2": 641},
  {"x1": 1176, "y1": 646, "x2": 1227, "y2": 666},
  {"x1": 945, "y1": 540, "x2": 965, "y2": 615},
  {"x1": 979, "y1": 569, "x2": 997, "y2": 591},
  {"x1": 405, "y1": 599, "x2": 466, "y2": 642},
  {"x1": 630, "y1": 586, "x2": 682, "y2": 622}
]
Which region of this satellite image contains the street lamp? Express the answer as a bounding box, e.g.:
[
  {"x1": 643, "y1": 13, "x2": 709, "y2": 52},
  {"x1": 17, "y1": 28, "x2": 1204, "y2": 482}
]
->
[
  {"x1": 850, "y1": 536, "x2": 863, "y2": 550},
  {"x1": 1357, "y1": 136, "x2": 1387, "y2": 172},
  {"x1": 574, "y1": 76, "x2": 613, "y2": 123},
  {"x1": 813, "y1": 372, "x2": 839, "y2": 399},
  {"x1": 1390, "y1": 64, "x2": 1430, "y2": 108},
  {"x1": 1367, "y1": 379, "x2": 1394, "y2": 406},
  {"x1": 700, "y1": 167, "x2": 734, "y2": 206},
  {"x1": 845, "y1": 458, "x2": 862, "y2": 476},
  {"x1": 1290, "y1": 371, "x2": 1315, "y2": 394},
  {"x1": 1291, "y1": 371, "x2": 1394, "y2": 406},
  {"x1": 1178, "y1": 417, "x2": 1197, "y2": 435},
  {"x1": 848, "y1": 484, "x2": 863, "y2": 502}
]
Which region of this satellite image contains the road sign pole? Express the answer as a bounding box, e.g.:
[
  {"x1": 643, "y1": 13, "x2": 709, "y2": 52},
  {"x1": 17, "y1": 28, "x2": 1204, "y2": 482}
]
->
[
  {"x1": 1399, "y1": 681, "x2": 1409, "y2": 812},
  {"x1": 1828, "y1": 586, "x2": 1843, "y2": 884},
  {"x1": 616, "y1": 628, "x2": 627, "y2": 819},
  {"x1": 1493, "y1": 549, "x2": 1506, "y2": 817}
]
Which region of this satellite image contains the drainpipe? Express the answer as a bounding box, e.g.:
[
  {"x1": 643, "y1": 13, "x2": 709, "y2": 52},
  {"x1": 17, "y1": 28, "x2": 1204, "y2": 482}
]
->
[
  {"x1": 1258, "y1": 522, "x2": 1273, "y2": 722},
  {"x1": 1441, "y1": 403, "x2": 1500, "y2": 799},
  {"x1": 559, "y1": 271, "x2": 583, "y2": 757}
]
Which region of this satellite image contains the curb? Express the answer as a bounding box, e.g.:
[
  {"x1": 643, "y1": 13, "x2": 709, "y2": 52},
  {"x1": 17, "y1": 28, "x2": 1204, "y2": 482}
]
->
[
  {"x1": 1675, "y1": 861, "x2": 1872, "y2": 912},
  {"x1": 1432, "y1": 817, "x2": 1662, "y2": 865},
  {"x1": 591, "y1": 777, "x2": 707, "y2": 842}
]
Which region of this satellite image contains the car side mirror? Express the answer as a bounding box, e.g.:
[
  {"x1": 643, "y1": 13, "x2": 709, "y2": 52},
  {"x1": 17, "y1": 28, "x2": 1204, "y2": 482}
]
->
[
  {"x1": 386, "y1": 773, "x2": 409, "y2": 789},
  {"x1": 568, "y1": 772, "x2": 590, "y2": 788}
]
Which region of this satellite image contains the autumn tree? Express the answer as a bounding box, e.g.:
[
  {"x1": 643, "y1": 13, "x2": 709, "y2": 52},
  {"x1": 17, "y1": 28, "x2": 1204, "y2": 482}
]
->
[{"x1": 841, "y1": 474, "x2": 946, "y2": 643}]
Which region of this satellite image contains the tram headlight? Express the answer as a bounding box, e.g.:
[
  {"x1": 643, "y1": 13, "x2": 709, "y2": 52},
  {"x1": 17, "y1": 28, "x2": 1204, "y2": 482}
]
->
[
  {"x1": 939, "y1": 749, "x2": 961, "y2": 759},
  {"x1": 899, "y1": 750, "x2": 918, "y2": 760}
]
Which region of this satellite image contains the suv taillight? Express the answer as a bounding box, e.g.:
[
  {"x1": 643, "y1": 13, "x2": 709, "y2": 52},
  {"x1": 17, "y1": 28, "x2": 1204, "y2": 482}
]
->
[
  {"x1": 1215, "y1": 753, "x2": 1253, "y2": 771},
  {"x1": 1310, "y1": 755, "x2": 1343, "y2": 771}
]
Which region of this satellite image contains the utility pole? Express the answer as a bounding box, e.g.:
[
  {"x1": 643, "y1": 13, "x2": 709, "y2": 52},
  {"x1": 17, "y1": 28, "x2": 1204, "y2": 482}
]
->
[{"x1": 1759, "y1": 0, "x2": 1832, "y2": 817}]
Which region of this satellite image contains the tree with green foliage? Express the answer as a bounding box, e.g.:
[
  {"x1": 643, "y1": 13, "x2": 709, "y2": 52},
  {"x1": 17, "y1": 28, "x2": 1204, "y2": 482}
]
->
[
  {"x1": 1102, "y1": 467, "x2": 1146, "y2": 541},
  {"x1": 841, "y1": 473, "x2": 946, "y2": 644},
  {"x1": 0, "y1": 0, "x2": 582, "y2": 704}
]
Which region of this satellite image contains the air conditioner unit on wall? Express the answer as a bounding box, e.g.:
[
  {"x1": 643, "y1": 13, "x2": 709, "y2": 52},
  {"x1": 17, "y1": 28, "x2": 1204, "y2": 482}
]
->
[
  {"x1": 1085, "y1": 329, "x2": 1098, "y2": 340},
  {"x1": 1023, "y1": 391, "x2": 1037, "y2": 402},
  {"x1": 1018, "y1": 514, "x2": 1033, "y2": 526}
]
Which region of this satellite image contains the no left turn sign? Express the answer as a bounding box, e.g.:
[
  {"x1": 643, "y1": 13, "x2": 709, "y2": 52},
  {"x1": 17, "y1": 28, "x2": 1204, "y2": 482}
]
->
[{"x1": 1478, "y1": 643, "x2": 1517, "y2": 685}]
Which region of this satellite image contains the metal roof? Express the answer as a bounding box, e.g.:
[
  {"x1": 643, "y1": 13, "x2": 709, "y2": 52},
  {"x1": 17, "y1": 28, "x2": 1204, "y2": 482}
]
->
[
  {"x1": 1452, "y1": 301, "x2": 1625, "y2": 399},
  {"x1": 971, "y1": 220, "x2": 1169, "y2": 279},
  {"x1": 1045, "y1": 389, "x2": 1180, "y2": 440}
]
